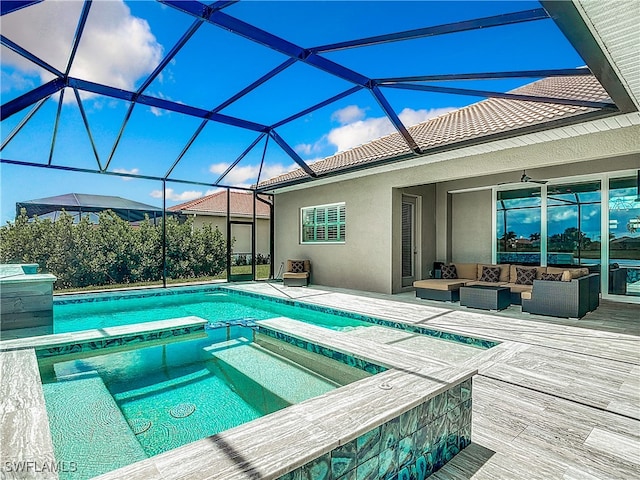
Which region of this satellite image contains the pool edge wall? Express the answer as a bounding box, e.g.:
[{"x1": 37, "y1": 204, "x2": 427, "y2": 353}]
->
[{"x1": 0, "y1": 264, "x2": 56, "y2": 332}]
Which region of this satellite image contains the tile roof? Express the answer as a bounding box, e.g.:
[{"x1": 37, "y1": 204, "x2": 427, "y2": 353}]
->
[
  {"x1": 260, "y1": 75, "x2": 612, "y2": 188},
  {"x1": 168, "y1": 190, "x2": 271, "y2": 217}
]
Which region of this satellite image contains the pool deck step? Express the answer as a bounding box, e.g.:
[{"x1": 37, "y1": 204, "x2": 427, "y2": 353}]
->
[
  {"x1": 205, "y1": 338, "x2": 339, "y2": 405},
  {"x1": 256, "y1": 316, "x2": 451, "y2": 372},
  {"x1": 42, "y1": 370, "x2": 148, "y2": 479},
  {"x1": 0, "y1": 316, "x2": 207, "y2": 357}
]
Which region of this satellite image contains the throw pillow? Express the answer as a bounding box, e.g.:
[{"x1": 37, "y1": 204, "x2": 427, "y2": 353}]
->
[
  {"x1": 515, "y1": 267, "x2": 536, "y2": 285},
  {"x1": 479, "y1": 266, "x2": 501, "y2": 283},
  {"x1": 290, "y1": 260, "x2": 305, "y2": 273},
  {"x1": 441, "y1": 264, "x2": 458, "y2": 279},
  {"x1": 541, "y1": 272, "x2": 563, "y2": 281}
]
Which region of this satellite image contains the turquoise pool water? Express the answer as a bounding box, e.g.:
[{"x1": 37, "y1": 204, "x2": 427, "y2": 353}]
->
[
  {"x1": 39, "y1": 325, "x2": 370, "y2": 480},
  {"x1": 54, "y1": 288, "x2": 371, "y2": 333}
]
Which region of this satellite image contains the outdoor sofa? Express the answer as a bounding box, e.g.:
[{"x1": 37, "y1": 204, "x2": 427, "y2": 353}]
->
[{"x1": 413, "y1": 262, "x2": 599, "y2": 318}]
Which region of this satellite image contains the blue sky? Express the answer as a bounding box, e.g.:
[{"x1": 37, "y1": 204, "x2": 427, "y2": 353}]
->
[{"x1": 1, "y1": 0, "x2": 586, "y2": 224}]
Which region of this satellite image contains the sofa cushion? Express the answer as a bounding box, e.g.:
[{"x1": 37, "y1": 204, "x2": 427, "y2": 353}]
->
[
  {"x1": 509, "y1": 265, "x2": 545, "y2": 283},
  {"x1": 477, "y1": 264, "x2": 510, "y2": 282},
  {"x1": 515, "y1": 267, "x2": 537, "y2": 285},
  {"x1": 441, "y1": 264, "x2": 458, "y2": 279},
  {"x1": 452, "y1": 263, "x2": 477, "y2": 280},
  {"x1": 504, "y1": 282, "x2": 533, "y2": 294},
  {"x1": 479, "y1": 266, "x2": 501, "y2": 283},
  {"x1": 465, "y1": 281, "x2": 508, "y2": 287},
  {"x1": 541, "y1": 272, "x2": 563, "y2": 281},
  {"x1": 521, "y1": 291, "x2": 532, "y2": 300},
  {"x1": 546, "y1": 266, "x2": 589, "y2": 280},
  {"x1": 413, "y1": 279, "x2": 466, "y2": 291}
]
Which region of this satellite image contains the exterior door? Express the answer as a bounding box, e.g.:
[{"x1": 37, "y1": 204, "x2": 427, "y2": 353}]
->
[{"x1": 402, "y1": 195, "x2": 418, "y2": 287}]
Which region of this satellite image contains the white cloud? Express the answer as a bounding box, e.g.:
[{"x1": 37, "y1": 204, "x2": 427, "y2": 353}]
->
[
  {"x1": 295, "y1": 143, "x2": 313, "y2": 156},
  {"x1": 327, "y1": 117, "x2": 395, "y2": 152},
  {"x1": 150, "y1": 188, "x2": 202, "y2": 202},
  {"x1": 398, "y1": 107, "x2": 455, "y2": 127},
  {"x1": 113, "y1": 167, "x2": 139, "y2": 180},
  {"x1": 1, "y1": 70, "x2": 36, "y2": 93},
  {"x1": 209, "y1": 162, "x2": 297, "y2": 187},
  {"x1": 331, "y1": 105, "x2": 366, "y2": 125},
  {"x1": 325, "y1": 107, "x2": 457, "y2": 153},
  {"x1": 549, "y1": 209, "x2": 578, "y2": 222},
  {"x1": 2, "y1": 0, "x2": 163, "y2": 102}
]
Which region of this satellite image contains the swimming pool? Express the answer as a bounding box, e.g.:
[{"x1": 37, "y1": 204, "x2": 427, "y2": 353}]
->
[
  {"x1": 53, "y1": 287, "x2": 371, "y2": 333},
  {"x1": 39, "y1": 324, "x2": 374, "y2": 480},
  {"x1": 52, "y1": 286, "x2": 498, "y2": 350}
]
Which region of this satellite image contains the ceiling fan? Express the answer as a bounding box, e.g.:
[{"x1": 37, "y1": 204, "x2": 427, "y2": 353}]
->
[
  {"x1": 519, "y1": 170, "x2": 548, "y2": 184},
  {"x1": 498, "y1": 170, "x2": 548, "y2": 186}
]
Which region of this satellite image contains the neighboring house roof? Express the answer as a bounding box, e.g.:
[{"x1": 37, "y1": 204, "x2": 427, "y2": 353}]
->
[
  {"x1": 168, "y1": 190, "x2": 271, "y2": 218},
  {"x1": 16, "y1": 193, "x2": 163, "y2": 222},
  {"x1": 260, "y1": 74, "x2": 612, "y2": 189}
]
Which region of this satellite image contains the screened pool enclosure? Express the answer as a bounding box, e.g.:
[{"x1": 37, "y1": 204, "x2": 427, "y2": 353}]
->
[{"x1": 1, "y1": 0, "x2": 634, "y2": 290}]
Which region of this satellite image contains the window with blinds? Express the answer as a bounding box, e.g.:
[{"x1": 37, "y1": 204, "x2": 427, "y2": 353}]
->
[{"x1": 301, "y1": 203, "x2": 346, "y2": 243}]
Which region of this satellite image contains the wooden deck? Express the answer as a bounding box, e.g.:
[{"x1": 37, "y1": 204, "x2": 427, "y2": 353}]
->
[{"x1": 231, "y1": 283, "x2": 640, "y2": 479}]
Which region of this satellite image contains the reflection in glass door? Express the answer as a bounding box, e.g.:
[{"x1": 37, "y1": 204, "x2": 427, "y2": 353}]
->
[
  {"x1": 546, "y1": 181, "x2": 601, "y2": 266},
  {"x1": 608, "y1": 175, "x2": 640, "y2": 297}
]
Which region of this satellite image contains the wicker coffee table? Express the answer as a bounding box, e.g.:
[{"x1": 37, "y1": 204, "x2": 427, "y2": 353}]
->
[{"x1": 459, "y1": 285, "x2": 510, "y2": 311}]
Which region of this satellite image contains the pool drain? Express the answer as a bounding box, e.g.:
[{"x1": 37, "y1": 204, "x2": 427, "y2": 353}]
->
[
  {"x1": 129, "y1": 418, "x2": 152, "y2": 435},
  {"x1": 169, "y1": 402, "x2": 196, "y2": 418}
]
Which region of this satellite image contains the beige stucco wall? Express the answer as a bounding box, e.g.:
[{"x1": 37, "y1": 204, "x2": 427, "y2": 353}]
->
[
  {"x1": 190, "y1": 215, "x2": 271, "y2": 256},
  {"x1": 273, "y1": 123, "x2": 640, "y2": 293},
  {"x1": 273, "y1": 178, "x2": 394, "y2": 292},
  {"x1": 451, "y1": 190, "x2": 493, "y2": 264}
]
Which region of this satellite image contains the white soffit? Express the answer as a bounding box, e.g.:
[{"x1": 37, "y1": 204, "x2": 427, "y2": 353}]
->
[
  {"x1": 575, "y1": 0, "x2": 640, "y2": 110},
  {"x1": 271, "y1": 111, "x2": 640, "y2": 194}
]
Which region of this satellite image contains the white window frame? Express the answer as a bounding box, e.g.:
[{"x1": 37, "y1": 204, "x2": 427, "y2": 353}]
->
[{"x1": 300, "y1": 202, "x2": 346, "y2": 244}]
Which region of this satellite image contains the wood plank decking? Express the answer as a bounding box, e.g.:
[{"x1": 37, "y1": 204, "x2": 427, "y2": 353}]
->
[{"x1": 230, "y1": 283, "x2": 640, "y2": 479}]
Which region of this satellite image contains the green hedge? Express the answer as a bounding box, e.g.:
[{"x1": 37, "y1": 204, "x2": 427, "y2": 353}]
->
[{"x1": 0, "y1": 210, "x2": 227, "y2": 289}]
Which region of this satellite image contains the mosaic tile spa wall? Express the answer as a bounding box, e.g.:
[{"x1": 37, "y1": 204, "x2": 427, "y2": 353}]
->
[{"x1": 279, "y1": 377, "x2": 473, "y2": 480}]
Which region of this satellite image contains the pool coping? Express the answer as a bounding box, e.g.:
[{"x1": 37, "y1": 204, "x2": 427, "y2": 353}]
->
[{"x1": 0, "y1": 316, "x2": 207, "y2": 356}]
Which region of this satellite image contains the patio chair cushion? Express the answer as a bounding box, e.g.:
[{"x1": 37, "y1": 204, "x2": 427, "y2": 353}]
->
[
  {"x1": 441, "y1": 264, "x2": 458, "y2": 279},
  {"x1": 477, "y1": 264, "x2": 509, "y2": 282},
  {"x1": 283, "y1": 272, "x2": 309, "y2": 279},
  {"x1": 541, "y1": 272, "x2": 563, "y2": 281},
  {"x1": 452, "y1": 263, "x2": 478, "y2": 280},
  {"x1": 509, "y1": 265, "x2": 545, "y2": 283},
  {"x1": 546, "y1": 267, "x2": 589, "y2": 281},
  {"x1": 521, "y1": 291, "x2": 532, "y2": 300},
  {"x1": 503, "y1": 282, "x2": 533, "y2": 294},
  {"x1": 290, "y1": 260, "x2": 305, "y2": 273},
  {"x1": 515, "y1": 267, "x2": 537, "y2": 285},
  {"x1": 479, "y1": 266, "x2": 501, "y2": 283}
]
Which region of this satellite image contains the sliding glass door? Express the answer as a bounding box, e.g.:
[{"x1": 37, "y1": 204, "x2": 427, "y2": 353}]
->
[
  {"x1": 608, "y1": 176, "x2": 640, "y2": 297},
  {"x1": 495, "y1": 171, "x2": 639, "y2": 302},
  {"x1": 496, "y1": 187, "x2": 541, "y2": 264},
  {"x1": 546, "y1": 181, "x2": 601, "y2": 266}
]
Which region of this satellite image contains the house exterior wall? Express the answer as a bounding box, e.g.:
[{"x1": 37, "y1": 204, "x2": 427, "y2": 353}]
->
[
  {"x1": 274, "y1": 177, "x2": 394, "y2": 292},
  {"x1": 190, "y1": 215, "x2": 271, "y2": 257},
  {"x1": 272, "y1": 123, "x2": 640, "y2": 294}
]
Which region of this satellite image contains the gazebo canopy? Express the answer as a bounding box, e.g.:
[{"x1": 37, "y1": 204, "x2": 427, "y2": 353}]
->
[{"x1": 16, "y1": 193, "x2": 163, "y2": 223}]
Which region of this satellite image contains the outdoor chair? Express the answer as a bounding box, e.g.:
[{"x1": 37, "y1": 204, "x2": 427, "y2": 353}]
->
[{"x1": 283, "y1": 260, "x2": 310, "y2": 287}]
